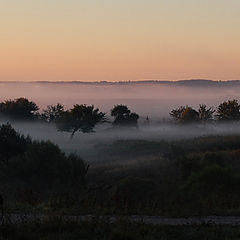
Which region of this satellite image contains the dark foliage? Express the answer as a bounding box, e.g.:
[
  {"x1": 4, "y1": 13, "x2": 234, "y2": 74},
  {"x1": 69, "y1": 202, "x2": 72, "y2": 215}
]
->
[
  {"x1": 170, "y1": 106, "x2": 199, "y2": 123},
  {"x1": 0, "y1": 123, "x2": 29, "y2": 163},
  {"x1": 0, "y1": 124, "x2": 88, "y2": 204},
  {"x1": 0, "y1": 98, "x2": 39, "y2": 120},
  {"x1": 83, "y1": 136, "x2": 240, "y2": 216},
  {"x1": 7, "y1": 142, "x2": 88, "y2": 197},
  {"x1": 170, "y1": 104, "x2": 215, "y2": 123},
  {"x1": 111, "y1": 105, "x2": 139, "y2": 127},
  {"x1": 55, "y1": 104, "x2": 107, "y2": 136},
  {"x1": 41, "y1": 104, "x2": 65, "y2": 123},
  {"x1": 181, "y1": 107, "x2": 199, "y2": 123},
  {"x1": 169, "y1": 106, "x2": 186, "y2": 122},
  {"x1": 216, "y1": 99, "x2": 240, "y2": 121},
  {"x1": 198, "y1": 104, "x2": 215, "y2": 122}
]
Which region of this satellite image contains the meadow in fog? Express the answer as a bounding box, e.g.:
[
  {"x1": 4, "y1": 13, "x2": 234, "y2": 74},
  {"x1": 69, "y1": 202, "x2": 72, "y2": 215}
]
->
[
  {"x1": 3, "y1": 81, "x2": 240, "y2": 219},
  {"x1": 2, "y1": 81, "x2": 240, "y2": 162},
  {"x1": 5, "y1": 121, "x2": 240, "y2": 164}
]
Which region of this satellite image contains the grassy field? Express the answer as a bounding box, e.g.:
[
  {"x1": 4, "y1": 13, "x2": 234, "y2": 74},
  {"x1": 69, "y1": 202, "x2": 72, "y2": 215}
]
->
[
  {"x1": 2, "y1": 217, "x2": 240, "y2": 240},
  {"x1": 2, "y1": 123, "x2": 240, "y2": 217}
]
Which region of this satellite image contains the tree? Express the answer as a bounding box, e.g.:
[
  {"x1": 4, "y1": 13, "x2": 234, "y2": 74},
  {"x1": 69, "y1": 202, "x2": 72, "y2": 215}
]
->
[
  {"x1": 56, "y1": 104, "x2": 107, "y2": 137},
  {"x1": 198, "y1": 104, "x2": 215, "y2": 122},
  {"x1": 42, "y1": 104, "x2": 65, "y2": 123},
  {"x1": 0, "y1": 123, "x2": 29, "y2": 163},
  {"x1": 170, "y1": 106, "x2": 199, "y2": 123},
  {"x1": 9, "y1": 142, "x2": 88, "y2": 194},
  {"x1": 181, "y1": 107, "x2": 199, "y2": 123},
  {"x1": 0, "y1": 98, "x2": 39, "y2": 120},
  {"x1": 111, "y1": 105, "x2": 139, "y2": 127},
  {"x1": 216, "y1": 99, "x2": 240, "y2": 121},
  {"x1": 170, "y1": 106, "x2": 186, "y2": 122}
]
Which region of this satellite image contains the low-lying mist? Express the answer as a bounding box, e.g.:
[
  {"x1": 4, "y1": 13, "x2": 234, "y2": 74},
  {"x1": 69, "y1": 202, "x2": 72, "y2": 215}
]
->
[
  {"x1": 3, "y1": 120, "x2": 240, "y2": 164},
  {"x1": 2, "y1": 81, "x2": 240, "y2": 165}
]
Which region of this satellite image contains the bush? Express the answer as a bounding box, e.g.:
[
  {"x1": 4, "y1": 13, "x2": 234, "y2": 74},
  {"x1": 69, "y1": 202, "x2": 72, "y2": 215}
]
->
[
  {"x1": 0, "y1": 124, "x2": 88, "y2": 205},
  {"x1": 0, "y1": 98, "x2": 39, "y2": 120},
  {"x1": 111, "y1": 105, "x2": 139, "y2": 128},
  {"x1": 0, "y1": 123, "x2": 29, "y2": 163}
]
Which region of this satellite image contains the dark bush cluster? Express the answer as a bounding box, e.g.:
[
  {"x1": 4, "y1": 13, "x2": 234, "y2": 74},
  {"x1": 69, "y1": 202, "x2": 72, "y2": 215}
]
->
[
  {"x1": 0, "y1": 123, "x2": 88, "y2": 205},
  {"x1": 0, "y1": 98, "x2": 140, "y2": 136},
  {"x1": 82, "y1": 136, "x2": 240, "y2": 216},
  {"x1": 0, "y1": 98, "x2": 39, "y2": 120},
  {"x1": 111, "y1": 105, "x2": 139, "y2": 128},
  {"x1": 170, "y1": 100, "x2": 240, "y2": 123}
]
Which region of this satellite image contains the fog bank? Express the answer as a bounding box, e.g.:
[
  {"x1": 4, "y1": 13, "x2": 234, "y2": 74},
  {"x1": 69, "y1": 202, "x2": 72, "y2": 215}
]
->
[
  {"x1": 1, "y1": 82, "x2": 240, "y2": 118},
  {"x1": 3, "y1": 120, "x2": 240, "y2": 163}
]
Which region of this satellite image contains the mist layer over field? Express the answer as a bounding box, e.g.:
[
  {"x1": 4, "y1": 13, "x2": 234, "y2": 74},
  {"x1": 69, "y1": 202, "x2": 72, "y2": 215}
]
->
[
  {"x1": 2, "y1": 81, "x2": 240, "y2": 163},
  {"x1": 2, "y1": 121, "x2": 240, "y2": 164},
  {"x1": 1, "y1": 81, "x2": 240, "y2": 118},
  {"x1": 3, "y1": 82, "x2": 240, "y2": 217}
]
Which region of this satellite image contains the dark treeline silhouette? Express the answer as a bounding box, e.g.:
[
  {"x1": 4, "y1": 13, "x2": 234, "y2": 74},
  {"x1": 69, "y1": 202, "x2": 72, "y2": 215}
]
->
[
  {"x1": 2, "y1": 98, "x2": 240, "y2": 137},
  {"x1": 54, "y1": 104, "x2": 107, "y2": 137},
  {"x1": 41, "y1": 103, "x2": 107, "y2": 136},
  {"x1": 111, "y1": 105, "x2": 139, "y2": 128},
  {"x1": 0, "y1": 98, "x2": 39, "y2": 120},
  {"x1": 170, "y1": 100, "x2": 240, "y2": 123},
  {"x1": 170, "y1": 104, "x2": 215, "y2": 123},
  {"x1": 0, "y1": 98, "x2": 140, "y2": 136}
]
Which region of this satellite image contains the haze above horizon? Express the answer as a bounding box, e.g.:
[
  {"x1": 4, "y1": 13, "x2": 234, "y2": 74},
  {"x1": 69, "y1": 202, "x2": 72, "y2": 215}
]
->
[{"x1": 1, "y1": 0, "x2": 240, "y2": 81}]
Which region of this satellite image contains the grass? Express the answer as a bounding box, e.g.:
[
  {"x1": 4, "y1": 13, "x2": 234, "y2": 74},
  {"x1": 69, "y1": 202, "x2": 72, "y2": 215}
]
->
[
  {"x1": 4, "y1": 128, "x2": 240, "y2": 217},
  {"x1": 2, "y1": 217, "x2": 240, "y2": 240}
]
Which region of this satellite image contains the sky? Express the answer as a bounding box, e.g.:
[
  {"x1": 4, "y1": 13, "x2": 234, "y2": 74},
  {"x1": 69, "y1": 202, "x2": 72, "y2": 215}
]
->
[{"x1": 0, "y1": 0, "x2": 240, "y2": 81}]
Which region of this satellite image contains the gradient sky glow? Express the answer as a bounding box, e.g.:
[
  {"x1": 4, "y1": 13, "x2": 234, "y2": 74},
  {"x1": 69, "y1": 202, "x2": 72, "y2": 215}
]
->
[{"x1": 1, "y1": 0, "x2": 240, "y2": 81}]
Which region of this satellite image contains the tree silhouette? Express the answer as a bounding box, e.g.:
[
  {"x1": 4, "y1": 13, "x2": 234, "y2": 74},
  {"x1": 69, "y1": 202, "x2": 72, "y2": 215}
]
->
[
  {"x1": 0, "y1": 98, "x2": 39, "y2": 120},
  {"x1": 0, "y1": 123, "x2": 28, "y2": 163},
  {"x1": 170, "y1": 106, "x2": 186, "y2": 122},
  {"x1": 198, "y1": 104, "x2": 215, "y2": 122},
  {"x1": 56, "y1": 104, "x2": 106, "y2": 137},
  {"x1": 42, "y1": 104, "x2": 65, "y2": 123},
  {"x1": 181, "y1": 107, "x2": 199, "y2": 123},
  {"x1": 170, "y1": 106, "x2": 199, "y2": 123},
  {"x1": 111, "y1": 105, "x2": 139, "y2": 127},
  {"x1": 216, "y1": 99, "x2": 240, "y2": 121}
]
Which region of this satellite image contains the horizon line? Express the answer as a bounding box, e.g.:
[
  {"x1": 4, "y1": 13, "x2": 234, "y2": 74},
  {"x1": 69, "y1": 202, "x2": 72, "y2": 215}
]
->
[{"x1": 0, "y1": 79, "x2": 240, "y2": 84}]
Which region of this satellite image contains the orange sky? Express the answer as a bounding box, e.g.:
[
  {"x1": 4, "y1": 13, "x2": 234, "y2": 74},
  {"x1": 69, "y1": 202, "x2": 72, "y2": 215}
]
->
[{"x1": 1, "y1": 0, "x2": 240, "y2": 81}]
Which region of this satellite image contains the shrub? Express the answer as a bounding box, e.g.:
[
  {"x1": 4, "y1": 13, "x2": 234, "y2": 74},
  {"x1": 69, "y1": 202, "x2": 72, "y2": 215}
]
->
[{"x1": 0, "y1": 98, "x2": 39, "y2": 120}]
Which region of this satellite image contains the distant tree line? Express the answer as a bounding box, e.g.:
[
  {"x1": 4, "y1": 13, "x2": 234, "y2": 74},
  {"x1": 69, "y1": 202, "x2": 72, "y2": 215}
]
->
[
  {"x1": 170, "y1": 100, "x2": 240, "y2": 123},
  {"x1": 1, "y1": 97, "x2": 240, "y2": 136},
  {"x1": 0, "y1": 98, "x2": 139, "y2": 137}
]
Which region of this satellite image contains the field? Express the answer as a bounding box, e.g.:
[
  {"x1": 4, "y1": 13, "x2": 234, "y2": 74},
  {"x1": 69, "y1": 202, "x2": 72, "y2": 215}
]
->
[
  {"x1": 2, "y1": 126, "x2": 240, "y2": 217},
  {"x1": 2, "y1": 217, "x2": 240, "y2": 240}
]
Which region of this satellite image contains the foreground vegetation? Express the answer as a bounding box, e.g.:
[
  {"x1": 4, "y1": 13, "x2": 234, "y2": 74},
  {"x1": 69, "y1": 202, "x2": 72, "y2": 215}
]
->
[
  {"x1": 2, "y1": 97, "x2": 240, "y2": 238},
  {"x1": 0, "y1": 123, "x2": 88, "y2": 212},
  {"x1": 2, "y1": 123, "x2": 240, "y2": 217},
  {"x1": 84, "y1": 136, "x2": 240, "y2": 216},
  {"x1": 1, "y1": 217, "x2": 240, "y2": 240}
]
